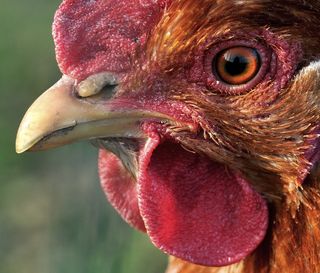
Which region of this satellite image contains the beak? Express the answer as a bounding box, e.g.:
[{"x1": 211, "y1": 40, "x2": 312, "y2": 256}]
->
[{"x1": 16, "y1": 75, "x2": 168, "y2": 154}]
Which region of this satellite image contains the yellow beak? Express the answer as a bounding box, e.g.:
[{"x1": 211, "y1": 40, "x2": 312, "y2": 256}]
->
[{"x1": 16, "y1": 75, "x2": 169, "y2": 153}]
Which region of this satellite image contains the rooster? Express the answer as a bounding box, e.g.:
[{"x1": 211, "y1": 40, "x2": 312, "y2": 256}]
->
[{"x1": 16, "y1": 0, "x2": 320, "y2": 272}]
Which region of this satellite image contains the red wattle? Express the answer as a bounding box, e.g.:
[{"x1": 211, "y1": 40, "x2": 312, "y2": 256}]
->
[
  {"x1": 138, "y1": 140, "x2": 268, "y2": 266},
  {"x1": 99, "y1": 149, "x2": 146, "y2": 231}
]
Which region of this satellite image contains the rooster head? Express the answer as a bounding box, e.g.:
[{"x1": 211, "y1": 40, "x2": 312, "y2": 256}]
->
[{"x1": 16, "y1": 0, "x2": 320, "y2": 270}]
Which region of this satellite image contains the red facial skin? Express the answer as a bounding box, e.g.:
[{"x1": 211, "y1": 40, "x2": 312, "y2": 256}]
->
[{"x1": 52, "y1": 0, "x2": 314, "y2": 268}]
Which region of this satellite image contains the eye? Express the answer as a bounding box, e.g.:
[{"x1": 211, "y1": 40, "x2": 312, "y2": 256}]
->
[
  {"x1": 204, "y1": 40, "x2": 273, "y2": 95},
  {"x1": 214, "y1": 47, "x2": 261, "y2": 85}
]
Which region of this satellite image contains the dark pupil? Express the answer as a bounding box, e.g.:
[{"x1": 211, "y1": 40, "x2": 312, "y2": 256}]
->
[{"x1": 224, "y1": 55, "x2": 248, "y2": 76}]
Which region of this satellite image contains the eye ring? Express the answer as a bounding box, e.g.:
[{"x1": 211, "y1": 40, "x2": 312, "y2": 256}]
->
[{"x1": 204, "y1": 40, "x2": 273, "y2": 95}]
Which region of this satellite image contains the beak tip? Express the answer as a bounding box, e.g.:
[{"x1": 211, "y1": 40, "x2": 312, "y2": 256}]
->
[
  {"x1": 15, "y1": 130, "x2": 35, "y2": 154},
  {"x1": 15, "y1": 140, "x2": 28, "y2": 154},
  {"x1": 16, "y1": 148, "x2": 26, "y2": 154}
]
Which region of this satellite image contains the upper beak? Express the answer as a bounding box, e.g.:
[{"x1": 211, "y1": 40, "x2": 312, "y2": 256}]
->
[{"x1": 16, "y1": 75, "x2": 168, "y2": 153}]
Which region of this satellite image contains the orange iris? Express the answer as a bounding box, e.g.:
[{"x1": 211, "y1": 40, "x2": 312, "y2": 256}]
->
[{"x1": 214, "y1": 47, "x2": 261, "y2": 85}]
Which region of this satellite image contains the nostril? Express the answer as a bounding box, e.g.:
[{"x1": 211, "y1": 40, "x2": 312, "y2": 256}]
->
[
  {"x1": 99, "y1": 83, "x2": 118, "y2": 100},
  {"x1": 76, "y1": 72, "x2": 119, "y2": 98}
]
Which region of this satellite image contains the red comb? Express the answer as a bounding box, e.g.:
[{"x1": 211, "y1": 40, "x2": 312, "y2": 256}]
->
[{"x1": 53, "y1": 0, "x2": 168, "y2": 80}]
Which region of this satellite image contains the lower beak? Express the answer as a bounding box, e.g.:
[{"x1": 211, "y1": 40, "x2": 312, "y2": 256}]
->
[{"x1": 16, "y1": 76, "x2": 168, "y2": 153}]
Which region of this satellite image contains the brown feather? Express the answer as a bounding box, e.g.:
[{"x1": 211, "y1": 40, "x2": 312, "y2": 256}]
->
[{"x1": 143, "y1": 1, "x2": 320, "y2": 272}]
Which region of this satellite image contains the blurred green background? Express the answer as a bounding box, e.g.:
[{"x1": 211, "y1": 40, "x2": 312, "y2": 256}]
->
[{"x1": 0, "y1": 1, "x2": 167, "y2": 272}]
